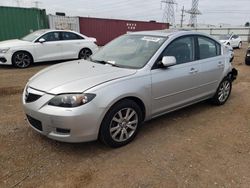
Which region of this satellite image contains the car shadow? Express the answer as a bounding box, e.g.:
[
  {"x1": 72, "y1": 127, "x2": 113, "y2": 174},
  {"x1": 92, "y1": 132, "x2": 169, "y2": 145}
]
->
[
  {"x1": 0, "y1": 59, "x2": 79, "y2": 69},
  {"x1": 34, "y1": 100, "x2": 212, "y2": 157}
]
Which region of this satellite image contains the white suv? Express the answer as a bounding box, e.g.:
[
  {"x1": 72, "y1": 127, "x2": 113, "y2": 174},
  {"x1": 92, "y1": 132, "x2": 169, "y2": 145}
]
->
[{"x1": 219, "y1": 34, "x2": 242, "y2": 49}]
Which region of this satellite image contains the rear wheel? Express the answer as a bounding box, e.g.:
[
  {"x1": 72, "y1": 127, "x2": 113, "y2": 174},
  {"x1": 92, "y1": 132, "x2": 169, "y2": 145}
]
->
[
  {"x1": 211, "y1": 77, "x2": 232, "y2": 105},
  {"x1": 99, "y1": 99, "x2": 143, "y2": 148},
  {"x1": 79, "y1": 48, "x2": 92, "y2": 60},
  {"x1": 12, "y1": 51, "x2": 33, "y2": 68}
]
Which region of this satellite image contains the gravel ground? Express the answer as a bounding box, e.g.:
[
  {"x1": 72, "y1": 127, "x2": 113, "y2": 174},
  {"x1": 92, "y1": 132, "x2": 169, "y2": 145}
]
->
[{"x1": 0, "y1": 44, "x2": 250, "y2": 188}]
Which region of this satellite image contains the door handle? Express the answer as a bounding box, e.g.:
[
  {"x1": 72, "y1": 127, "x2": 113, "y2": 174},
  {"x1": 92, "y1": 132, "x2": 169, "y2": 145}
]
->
[
  {"x1": 189, "y1": 67, "x2": 198, "y2": 74},
  {"x1": 218, "y1": 61, "x2": 224, "y2": 67}
]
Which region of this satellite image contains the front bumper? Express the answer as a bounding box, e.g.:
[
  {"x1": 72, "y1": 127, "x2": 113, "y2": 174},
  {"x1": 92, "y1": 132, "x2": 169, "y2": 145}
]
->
[
  {"x1": 0, "y1": 52, "x2": 12, "y2": 65},
  {"x1": 245, "y1": 55, "x2": 250, "y2": 65},
  {"x1": 22, "y1": 87, "x2": 106, "y2": 143}
]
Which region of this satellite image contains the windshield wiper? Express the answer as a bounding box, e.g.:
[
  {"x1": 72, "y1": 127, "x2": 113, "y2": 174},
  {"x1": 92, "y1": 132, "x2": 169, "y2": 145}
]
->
[{"x1": 90, "y1": 58, "x2": 120, "y2": 67}]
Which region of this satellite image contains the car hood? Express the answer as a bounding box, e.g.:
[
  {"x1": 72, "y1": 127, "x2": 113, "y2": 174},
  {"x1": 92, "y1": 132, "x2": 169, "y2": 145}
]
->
[
  {"x1": 0, "y1": 39, "x2": 32, "y2": 48},
  {"x1": 219, "y1": 40, "x2": 228, "y2": 43},
  {"x1": 28, "y1": 60, "x2": 137, "y2": 94}
]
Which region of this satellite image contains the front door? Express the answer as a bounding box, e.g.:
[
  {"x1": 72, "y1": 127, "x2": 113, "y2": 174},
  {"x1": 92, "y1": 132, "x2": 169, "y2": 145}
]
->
[
  {"x1": 151, "y1": 36, "x2": 201, "y2": 116},
  {"x1": 34, "y1": 31, "x2": 63, "y2": 62}
]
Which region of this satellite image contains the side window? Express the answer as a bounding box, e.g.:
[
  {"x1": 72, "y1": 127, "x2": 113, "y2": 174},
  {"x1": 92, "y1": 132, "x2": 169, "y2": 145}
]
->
[
  {"x1": 198, "y1": 37, "x2": 221, "y2": 59},
  {"x1": 42, "y1": 32, "x2": 60, "y2": 42},
  {"x1": 162, "y1": 36, "x2": 195, "y2": 64},
  {"x1": 62, "y1": 32, "x2": 83, "y2": 40},
  {"x1": 232, "y1": 35, "x2": 238, "y2": 39}
]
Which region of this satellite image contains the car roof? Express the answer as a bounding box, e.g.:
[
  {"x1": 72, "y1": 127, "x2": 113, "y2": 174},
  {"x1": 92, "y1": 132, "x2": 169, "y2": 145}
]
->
[
  {"x1": 36, "y1": 29, "x2": 79, "y2": 33},
  {"x1": 128, "y1": 29, "x2": 193, "y2": 37},
  {"x1": 128, "y1": 29, "x2": 212, "y2": 38}
]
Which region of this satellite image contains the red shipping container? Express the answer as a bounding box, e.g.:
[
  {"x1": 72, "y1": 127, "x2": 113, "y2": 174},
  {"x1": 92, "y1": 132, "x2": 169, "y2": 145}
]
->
[{"x1": 79, "y1": 17, "x2": 169, "y2": 46}]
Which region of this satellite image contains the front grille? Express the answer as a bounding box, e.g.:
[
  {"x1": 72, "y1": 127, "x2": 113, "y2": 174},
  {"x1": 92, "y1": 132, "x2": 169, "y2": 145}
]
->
[
  {"x1": 26, "y1": 115, "x2": 43, "y2": 131},
  {"x1": 25, "y1": 93, "x2": 42, "y2": 103}
]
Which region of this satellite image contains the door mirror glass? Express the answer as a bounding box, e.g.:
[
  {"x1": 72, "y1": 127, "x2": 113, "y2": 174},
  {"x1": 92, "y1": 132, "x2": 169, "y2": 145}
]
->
[
  {"x1": 162, "y1": 56, "x2": 176, "y2": 67},
  {"x1": 38, "y1": 38, "x2": 46, "y2": 43}
]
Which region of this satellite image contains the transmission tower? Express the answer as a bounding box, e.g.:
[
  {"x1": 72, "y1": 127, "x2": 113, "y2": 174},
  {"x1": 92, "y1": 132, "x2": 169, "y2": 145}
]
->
[
  {"x1": 161, "y1": 0, "x2": 177, "y2": 26},
  {"x1": 186, "y1": 0, "x2": 201, "y2": 27},
  {"x1": 180, "y1": 6, "x2": 185, "y2": 28}
]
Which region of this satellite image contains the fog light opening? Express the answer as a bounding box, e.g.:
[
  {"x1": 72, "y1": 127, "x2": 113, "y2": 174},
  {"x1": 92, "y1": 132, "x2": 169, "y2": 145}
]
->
[{"x1": 56, "y1": 128, "x2": 70, "y2": 134}]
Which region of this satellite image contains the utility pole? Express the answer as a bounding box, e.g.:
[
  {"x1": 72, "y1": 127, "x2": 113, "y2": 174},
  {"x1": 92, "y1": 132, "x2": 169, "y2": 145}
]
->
[
  {"x1": 180, "y1": 6, "x2": 185, "y2": 28},
  {"x1": 161, "y1": 0, "x2": 177, "y2": 26}
]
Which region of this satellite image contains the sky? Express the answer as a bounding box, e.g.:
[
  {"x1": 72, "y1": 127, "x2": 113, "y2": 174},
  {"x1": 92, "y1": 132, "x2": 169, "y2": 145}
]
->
[{"x1": 0, "y1": 0, "x2": 250, "y2": 26}]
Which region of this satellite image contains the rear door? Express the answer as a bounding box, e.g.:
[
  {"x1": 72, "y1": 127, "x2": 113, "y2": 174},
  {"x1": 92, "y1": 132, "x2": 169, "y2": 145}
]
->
[
  {"x1": 231, "y1": 35, "x2": 240, "y2": 47},
  {"x1": 151, "y1": 36, "x2": 202, "y2": 116},
  {"x1": 196, "y1": 36, "x2": 224, "y2": 97},
  {"x1": 61, "y1": 32, "x2": 85, "y2": 59},
  {"x1": 34, "y1": 31, "x2": 63, "y2": 62}
]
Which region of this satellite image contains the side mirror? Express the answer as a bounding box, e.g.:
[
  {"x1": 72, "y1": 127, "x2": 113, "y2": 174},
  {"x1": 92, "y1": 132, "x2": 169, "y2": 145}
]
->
[
  {"x1": 38, "y1": 38, "x2": 46, "y2": 43},
  {"x1": 161, "y1": 56, "x2": 177, "y2": 67}
]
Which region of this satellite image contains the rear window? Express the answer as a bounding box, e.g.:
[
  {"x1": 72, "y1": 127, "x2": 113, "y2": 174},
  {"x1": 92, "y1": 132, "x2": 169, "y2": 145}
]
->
[
  {"x1": 198, "y1": 36, "x2": 221, "y2": 59},
  {"x1": 62, "y1": 32, "x2": 83, "y2": 40}
]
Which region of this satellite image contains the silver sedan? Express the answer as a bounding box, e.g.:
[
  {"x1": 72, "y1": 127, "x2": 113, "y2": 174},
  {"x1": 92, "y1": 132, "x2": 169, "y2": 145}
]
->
[{"x1": 22, "y1": 30, "x2": 237, "y2": 147}]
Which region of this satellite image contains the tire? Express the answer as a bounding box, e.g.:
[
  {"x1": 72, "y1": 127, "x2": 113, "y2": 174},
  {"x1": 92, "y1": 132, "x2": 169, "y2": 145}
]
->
[
  {"x1": 79, "y1": 48, "x2": 92, "y2": 60},
  {"x1": 99, "y1": 99, "x2": 143, "y2": 148},
  {"x1": 238, "y1": 42, "x2": 242, "y2": 49},
  {"x1": 211, "y1": 77, "x2": 232, "y2": 105},
  {"x1": 12, "y1": 51, "x2": 33, "y2": 68},
  {"x1": 245, "y1": 59, "x2": 250, "y2": 65}
]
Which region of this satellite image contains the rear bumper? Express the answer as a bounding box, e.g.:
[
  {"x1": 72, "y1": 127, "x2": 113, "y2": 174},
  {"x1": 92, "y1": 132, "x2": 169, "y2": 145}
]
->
[{"x1": 230, "y1": 68, "x2": 238, "y2": 81}]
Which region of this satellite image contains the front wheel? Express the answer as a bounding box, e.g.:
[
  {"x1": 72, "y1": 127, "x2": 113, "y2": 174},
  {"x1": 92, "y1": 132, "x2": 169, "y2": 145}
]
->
[
  {"x1": 12, "y1": 51, "x2": 32, "y2": 68},
  {"x1": 79, "y1": 48, "x2": 92, "y2": 60},
  {"x1": 211, "y1": 77, "x2": 232, "y2": 105},
  {"x1": 99, "y1": 99, "x2": 143, "y2": 148}
]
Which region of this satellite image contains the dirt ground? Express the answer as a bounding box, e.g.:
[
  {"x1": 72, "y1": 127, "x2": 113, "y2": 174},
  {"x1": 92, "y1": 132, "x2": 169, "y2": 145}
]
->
[{"x1": 0, "y1": 44, "x2": 250, "y2": 188}]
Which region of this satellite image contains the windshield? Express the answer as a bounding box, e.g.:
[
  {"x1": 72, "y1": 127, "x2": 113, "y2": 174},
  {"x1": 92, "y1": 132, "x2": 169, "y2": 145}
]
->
[
  {"x1": 219, "y1": 35, "x2": 231, "y2": 40},
  {"x1": 91, "y1": 34, "x2": 167, "y2": 69},
  {"x1": 21, "y1": 30, "x2": 48, "y2": 42}
]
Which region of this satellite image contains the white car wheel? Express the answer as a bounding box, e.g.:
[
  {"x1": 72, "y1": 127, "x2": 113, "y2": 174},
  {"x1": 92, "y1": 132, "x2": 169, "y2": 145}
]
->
[
  {"x1": 12, "y1": 51, "x2": 32, "y2": 68},
  {"x1": 79, "y1": 48, "x2": 92, "y2": 60}
]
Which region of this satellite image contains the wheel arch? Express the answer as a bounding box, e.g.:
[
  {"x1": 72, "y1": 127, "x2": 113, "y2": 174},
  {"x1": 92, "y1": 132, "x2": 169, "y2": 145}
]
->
[
  {"x1": 11, "y1": 50, "x2": 34, "y2": 65},
  {"x1": 106, "y1": 96, "x2": 146, "y2": 121},
  {"x1": 78, "y1": 47, "x2": 92, "y2": 58}
]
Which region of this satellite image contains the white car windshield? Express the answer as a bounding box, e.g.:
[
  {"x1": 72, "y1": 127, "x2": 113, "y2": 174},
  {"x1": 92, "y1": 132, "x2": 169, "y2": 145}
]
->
[
  {"x1": 91, "y1": 35, "x2": 167, "y2": 69},
  {"x1": 21, "y1": 30, "x2": 48, "y2": 42},
  {"x1": 219, "y1": 35, "x2": 231, "y2": 40}
]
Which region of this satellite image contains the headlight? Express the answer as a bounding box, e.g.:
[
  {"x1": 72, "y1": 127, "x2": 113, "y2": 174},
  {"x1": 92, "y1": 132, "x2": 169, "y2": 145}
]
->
[
  {"x1": 0, "y1": 48, "x2": 10, "y2": 53},
  {"x1": 48, "y1": 93, "x2": 96, "y2": 108}
]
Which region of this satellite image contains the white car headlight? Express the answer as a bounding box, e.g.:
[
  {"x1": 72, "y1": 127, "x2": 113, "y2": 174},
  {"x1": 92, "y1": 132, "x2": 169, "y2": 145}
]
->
[
  {"x1": 0, "y1": 48, "x2": 10, "y2": 53},
  {"x1": 48, "y1": 93, "x2": 96, "y2": 108}
]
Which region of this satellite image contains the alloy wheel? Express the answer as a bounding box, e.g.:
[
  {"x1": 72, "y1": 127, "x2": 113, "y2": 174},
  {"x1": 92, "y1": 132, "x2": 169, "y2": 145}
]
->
[
  {"x1": 79, "y1": 49, "x2": 92, "y2": 59},
  {"x1": 218, "y1": 80, "x2": 231, "y2": 103},
  {"x1": 14, "y1": 52, "x2": 31, "y2": 68},
  {"x1": 110, "y1": 108, "x2": 138, "y2": 142}
]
